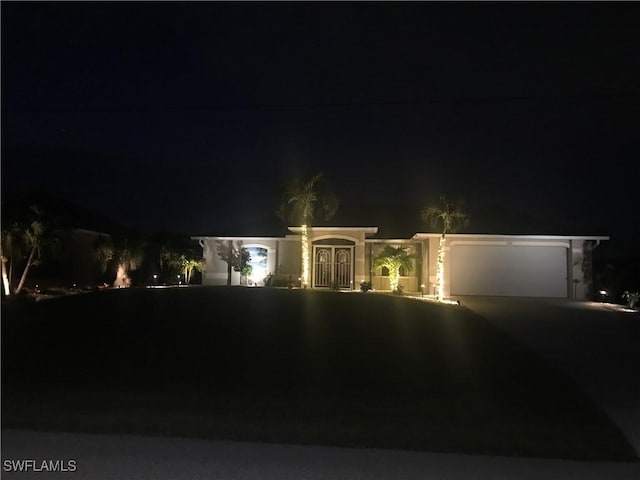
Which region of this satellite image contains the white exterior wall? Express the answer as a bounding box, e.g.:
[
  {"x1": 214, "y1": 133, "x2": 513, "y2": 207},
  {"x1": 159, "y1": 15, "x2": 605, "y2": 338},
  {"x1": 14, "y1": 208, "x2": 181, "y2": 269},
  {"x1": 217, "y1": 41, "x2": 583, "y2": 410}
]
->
[
  {"x1": 569, "y1": 240, "x2": 594, "y2": 300},
  {"x1": 194, "y1": 232, "x2": 604, "y2": 298},
  {"x1": 199, "y1": 238, "x2": 282, "y2": 286},
  {"x1": 277, "y1": 237, "x2": 302, "y2": 282}
]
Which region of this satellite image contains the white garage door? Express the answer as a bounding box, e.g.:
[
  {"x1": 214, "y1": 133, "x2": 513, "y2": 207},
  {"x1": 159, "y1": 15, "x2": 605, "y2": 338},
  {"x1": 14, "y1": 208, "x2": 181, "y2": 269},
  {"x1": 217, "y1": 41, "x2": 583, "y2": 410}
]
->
[{"x1": 450, "y1": 245, "x2": 567, "y2": 297}]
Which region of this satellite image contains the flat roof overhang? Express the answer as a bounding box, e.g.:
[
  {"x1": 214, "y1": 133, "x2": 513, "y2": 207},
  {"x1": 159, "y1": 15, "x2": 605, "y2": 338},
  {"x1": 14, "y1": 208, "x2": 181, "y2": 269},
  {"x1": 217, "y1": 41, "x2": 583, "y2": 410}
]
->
[
  {"x1": 288, "y1": 226, "x2": 379, "y2": 236},
  {"x1": 411, "y1": 233, "x2": 610, "y2": 241}
]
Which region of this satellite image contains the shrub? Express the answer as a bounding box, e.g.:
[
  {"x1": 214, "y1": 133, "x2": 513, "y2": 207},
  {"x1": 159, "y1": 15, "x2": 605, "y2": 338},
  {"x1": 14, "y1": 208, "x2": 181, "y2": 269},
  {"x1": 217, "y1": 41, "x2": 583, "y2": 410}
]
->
[
  {"x1": 622, "y1": 291, "x2": 639, "y2": 309},
  {"x1": 263, "y1": 273, "x2": 292, "y2": 288}
]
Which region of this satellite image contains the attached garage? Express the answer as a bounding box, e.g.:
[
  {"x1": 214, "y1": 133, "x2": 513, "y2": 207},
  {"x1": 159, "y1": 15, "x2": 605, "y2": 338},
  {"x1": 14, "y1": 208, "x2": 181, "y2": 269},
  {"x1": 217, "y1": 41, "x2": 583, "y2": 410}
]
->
[{"x1": 450, "y1": 243, "x2": 568, "y2": 298}]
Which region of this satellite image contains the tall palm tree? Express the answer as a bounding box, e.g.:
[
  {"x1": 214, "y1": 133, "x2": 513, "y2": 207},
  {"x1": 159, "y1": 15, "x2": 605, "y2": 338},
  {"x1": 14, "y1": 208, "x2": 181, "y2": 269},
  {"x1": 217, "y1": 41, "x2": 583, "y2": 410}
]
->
[
  {"x1": 1, "y1": 224, "x2": 21, "y2": 295},
  {"x1": 277, "y1": 172, "x2": 338, "y2": 288},
  {"x1": 14, "y1": 216, "x2": 46, "y2": 295},
  {"x1": 373, "y1": 245, "x2": 415, "y2": 293},
  {"x1": 1, "y1": 205, "x2": 48, "y2": 296},
  {"x1": 421, "y1": 196, "x2": 469, "y2": 301},
  {"x1": 182, "y1": 257, "x2": 205, "y2": 285}
]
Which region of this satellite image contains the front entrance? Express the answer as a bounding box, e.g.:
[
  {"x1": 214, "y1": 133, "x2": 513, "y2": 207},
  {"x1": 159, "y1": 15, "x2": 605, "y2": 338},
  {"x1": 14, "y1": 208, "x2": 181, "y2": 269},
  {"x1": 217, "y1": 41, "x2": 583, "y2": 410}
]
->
[{"x1": 313, "y1": 246, "x2": 354, "y2": 289}]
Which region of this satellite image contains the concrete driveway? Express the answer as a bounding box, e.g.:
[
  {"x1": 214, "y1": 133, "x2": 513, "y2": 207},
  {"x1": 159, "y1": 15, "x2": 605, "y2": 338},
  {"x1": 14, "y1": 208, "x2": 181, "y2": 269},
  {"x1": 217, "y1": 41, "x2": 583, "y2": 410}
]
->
[
  {"x1": 2, "y1": 429, "x2": 638, "y2": 480},
  {"x1": 456, "y1": 296, "x2": 640, "y2": 456}
]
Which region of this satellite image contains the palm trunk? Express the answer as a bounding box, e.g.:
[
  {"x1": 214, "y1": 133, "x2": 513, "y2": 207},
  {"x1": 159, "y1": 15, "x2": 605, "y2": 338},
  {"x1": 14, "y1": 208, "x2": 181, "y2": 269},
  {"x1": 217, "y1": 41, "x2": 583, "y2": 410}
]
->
[
  {"x1": 15, "y1": 246, "x2": 37, "y2": 295},
  {"x1": 9, "y1": 256, "x2": 14, "y2": 294},
  {"x1": 389, "y1": 267, "x2": 399, "y2": 293},
  {"x1": 301, "y1": 223, "x2": 310, "y2": 288},
  {"x1": 436, "y1": 234, "x2": 446, "y2": 301},
  {"x1": 227, "y1": 241, "x2": 233, "y2": 286},
  {"x1": 1, "y1": 246, "x2": 10, "y2": 296}
]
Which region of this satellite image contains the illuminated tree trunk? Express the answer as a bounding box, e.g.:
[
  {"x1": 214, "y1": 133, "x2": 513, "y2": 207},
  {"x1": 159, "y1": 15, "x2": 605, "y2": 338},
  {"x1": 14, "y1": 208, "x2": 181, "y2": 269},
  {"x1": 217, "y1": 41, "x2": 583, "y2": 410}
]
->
[
  {"x1": 389, "y1": 267, "x2": 399, "y2": 293},
  {"x1": 1, "y1": 251, "x2": 10, "y2": 296},
  {"x1": 15, "y1": 246, "x2": 37, "y2": 295},
  {"x1": 113, "y1": 264, "x2": 130, "y2": 287},
  {"x1": 301, "y1": 223, "x2": 310, "y2": 288},
  {"x1": 436, "y1": 234, "x2": 446, "y2": 302}
]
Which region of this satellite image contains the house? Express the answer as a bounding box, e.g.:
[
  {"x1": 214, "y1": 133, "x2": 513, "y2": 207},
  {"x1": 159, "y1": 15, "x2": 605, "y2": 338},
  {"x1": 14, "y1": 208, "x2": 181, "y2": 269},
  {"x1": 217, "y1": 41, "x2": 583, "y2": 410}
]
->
[{"x1": 193, "y1": 226, "x2": 608, "y2": 299}]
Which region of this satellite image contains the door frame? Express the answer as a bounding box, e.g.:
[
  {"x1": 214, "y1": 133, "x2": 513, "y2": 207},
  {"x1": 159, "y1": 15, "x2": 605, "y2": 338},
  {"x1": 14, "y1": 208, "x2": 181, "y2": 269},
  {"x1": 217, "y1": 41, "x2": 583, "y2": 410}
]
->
[{"x1": 312, "y1": 245, "x2": 355, "y2": 289}]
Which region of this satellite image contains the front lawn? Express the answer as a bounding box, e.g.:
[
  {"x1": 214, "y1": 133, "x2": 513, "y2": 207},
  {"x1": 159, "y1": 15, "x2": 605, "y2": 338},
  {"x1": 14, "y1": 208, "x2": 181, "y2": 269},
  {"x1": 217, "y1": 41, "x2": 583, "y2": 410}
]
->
[{"x1": 2, "y1": 287, "x2": 637, "y2": 461}]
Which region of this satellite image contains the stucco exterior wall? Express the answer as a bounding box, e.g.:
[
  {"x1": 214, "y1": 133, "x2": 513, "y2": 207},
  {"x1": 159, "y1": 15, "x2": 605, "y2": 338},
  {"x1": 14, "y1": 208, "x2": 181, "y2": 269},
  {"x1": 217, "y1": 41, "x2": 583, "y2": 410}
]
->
[
  {"x1": 194, "y1": 232, "x2": 605, "y2": 298},
  {"x1": 275, "y1": 237, "x2": 301, "y2": 281},
  {"x1": 569, "y1": 240, "x2": 595, "y2": 300},
  {"x1": 200, "y1": 238, "x2": 284, "y2": 286}
]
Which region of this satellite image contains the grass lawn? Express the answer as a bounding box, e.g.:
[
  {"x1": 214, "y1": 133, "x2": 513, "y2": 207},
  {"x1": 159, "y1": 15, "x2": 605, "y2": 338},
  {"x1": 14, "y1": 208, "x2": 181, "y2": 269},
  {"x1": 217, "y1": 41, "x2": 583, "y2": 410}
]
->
[{"x1": 2, "y1": 287, "x2": 637, "y2": 461}]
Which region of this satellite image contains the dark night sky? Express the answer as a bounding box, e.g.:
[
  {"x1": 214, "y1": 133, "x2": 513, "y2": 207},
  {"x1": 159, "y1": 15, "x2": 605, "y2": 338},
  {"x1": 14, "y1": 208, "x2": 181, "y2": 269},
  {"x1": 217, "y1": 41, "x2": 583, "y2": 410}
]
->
[{"x1": 2, "y1": 2, "x2": 639, "y2": 250}]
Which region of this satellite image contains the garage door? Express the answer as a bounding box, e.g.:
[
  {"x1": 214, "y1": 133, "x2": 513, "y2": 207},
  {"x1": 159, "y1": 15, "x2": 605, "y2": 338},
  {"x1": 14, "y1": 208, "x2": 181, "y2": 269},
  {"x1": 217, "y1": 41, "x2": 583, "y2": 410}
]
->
[{"x1": 450, "y1": 245, "x2": 567, "y2": 297}]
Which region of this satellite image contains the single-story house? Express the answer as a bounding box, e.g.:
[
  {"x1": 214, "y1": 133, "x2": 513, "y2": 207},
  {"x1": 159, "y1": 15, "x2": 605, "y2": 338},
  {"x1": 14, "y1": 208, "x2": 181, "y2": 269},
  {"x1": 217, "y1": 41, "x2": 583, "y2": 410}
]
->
[{"x1": 193, "y1": 226, "x2": 608, "y2": 299}]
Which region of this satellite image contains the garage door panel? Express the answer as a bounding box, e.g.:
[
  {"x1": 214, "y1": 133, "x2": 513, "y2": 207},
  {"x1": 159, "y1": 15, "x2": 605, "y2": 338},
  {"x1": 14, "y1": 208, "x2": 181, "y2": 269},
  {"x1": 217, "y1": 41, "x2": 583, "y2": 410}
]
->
[{"x1": 451, "y1": 245, "x2": 567, "y2": 297}]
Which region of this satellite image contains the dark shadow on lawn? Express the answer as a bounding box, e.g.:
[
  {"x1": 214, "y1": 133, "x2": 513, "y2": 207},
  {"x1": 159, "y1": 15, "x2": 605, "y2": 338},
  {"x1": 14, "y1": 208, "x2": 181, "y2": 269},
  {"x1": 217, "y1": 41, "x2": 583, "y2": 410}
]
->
[{"x1": 2, "y1": 287, "x2": 637, "y2": 462}]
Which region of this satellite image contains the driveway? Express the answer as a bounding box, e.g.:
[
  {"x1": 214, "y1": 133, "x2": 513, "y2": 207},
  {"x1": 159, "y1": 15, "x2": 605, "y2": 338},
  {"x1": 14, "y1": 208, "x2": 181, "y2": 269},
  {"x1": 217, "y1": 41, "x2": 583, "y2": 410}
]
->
[
  {"x1": 2, "y1": 296, "x2": 638, "y2": 478},
  {"x1": 457, "y1": 296, "x2": 640, "y2": 456},
  {"x1": 2, "y1": 429, "x2": 638, "y2": 480}
]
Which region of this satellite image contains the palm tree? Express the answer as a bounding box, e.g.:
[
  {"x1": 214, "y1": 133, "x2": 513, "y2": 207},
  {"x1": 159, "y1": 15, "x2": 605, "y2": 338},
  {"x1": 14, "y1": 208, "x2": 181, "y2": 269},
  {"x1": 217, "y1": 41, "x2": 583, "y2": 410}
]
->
[
  {"x1": 373, "y1": 245, "x2": 415, "y2": 293},
  {"x1": 276, "y1": 172, "x2": 338, "y2": 288},
  {"x1": 182, "y1": 257, "x2": 205, "y2": 285},
  {"x1": 93, "y1": 234, "x2": 145, "y2": 287},
  {"x1": 1, "y1": 223, "x2": 21, "y2": 295},
  {"x1": 216, "y1": 240, "x2": 243, "y2": 286},
  {"x1": 93, "y1": 234, "x2": 114, "y2": 284},
  {"x1": 1, "y1": 205, "x2": 48, "y2": 296},
  {"x1": 421, "y1": 196, "x2": 469, "y2": 301},
  {"x1": 112, "y1": 237, "x2": 146, "y2": 287},
  {"x1": 14, "y1": 215, "x2": 46, "y2": 295}
]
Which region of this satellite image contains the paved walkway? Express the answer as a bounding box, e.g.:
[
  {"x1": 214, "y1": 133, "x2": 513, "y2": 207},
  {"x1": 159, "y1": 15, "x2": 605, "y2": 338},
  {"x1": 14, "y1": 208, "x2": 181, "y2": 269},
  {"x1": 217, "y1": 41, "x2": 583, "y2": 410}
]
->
[
  {"x1": 2, "y1": 429, "x2": 638, "y2": 480},
  {"x1": 457, "y1": 296, "x2": 640, "y2": 456}
]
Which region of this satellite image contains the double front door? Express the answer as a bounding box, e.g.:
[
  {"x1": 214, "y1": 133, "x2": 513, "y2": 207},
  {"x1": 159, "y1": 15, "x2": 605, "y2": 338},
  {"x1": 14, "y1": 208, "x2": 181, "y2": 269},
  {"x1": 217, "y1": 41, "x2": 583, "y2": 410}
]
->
[{"x1": 313, "y1": 246, "x2": 353, "y2": 289}]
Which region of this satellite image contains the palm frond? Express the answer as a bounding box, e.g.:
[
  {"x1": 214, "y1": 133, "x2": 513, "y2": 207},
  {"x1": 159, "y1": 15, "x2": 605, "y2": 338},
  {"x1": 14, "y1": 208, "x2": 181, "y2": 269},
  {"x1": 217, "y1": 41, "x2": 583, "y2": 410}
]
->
[
  {"x1": 277, "y1": 171, "x2": 338, "y2": 225},
  {"x1": 421, "y1": 195, "x2": 470, "y2": 234}
]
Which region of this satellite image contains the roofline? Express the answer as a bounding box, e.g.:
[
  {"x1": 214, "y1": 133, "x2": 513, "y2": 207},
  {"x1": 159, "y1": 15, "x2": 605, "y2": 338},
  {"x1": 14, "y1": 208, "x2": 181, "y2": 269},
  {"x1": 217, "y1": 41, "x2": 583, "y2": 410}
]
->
[
  {"x1": 365, "y1": 238, "x2": 416, "y2": 243},
  {"x1": 411, "y1": 233, "x2": 610, "y2": 241},
  {"x1": 191, "y1": 236, "x2": 288, "y2": 241},
  {"x1": 53, "y1": 227, "x2": 111, "y2": 237},
  {"x1": 193, "y1": 232, "x2": 610, "y2": 242},
  {"x1": 288, "y1": 226, "x2": 379, "y2": 234}
]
